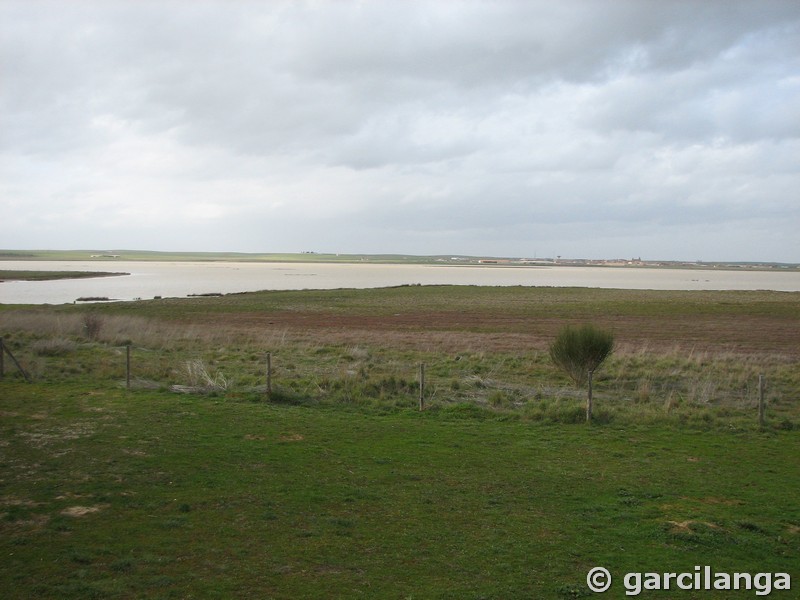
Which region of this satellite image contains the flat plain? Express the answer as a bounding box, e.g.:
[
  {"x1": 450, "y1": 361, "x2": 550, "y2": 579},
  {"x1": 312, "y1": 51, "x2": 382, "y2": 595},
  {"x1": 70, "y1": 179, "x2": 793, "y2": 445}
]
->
[{"x1": 1, "y1": 285, "x2": 798, "y2": 598}]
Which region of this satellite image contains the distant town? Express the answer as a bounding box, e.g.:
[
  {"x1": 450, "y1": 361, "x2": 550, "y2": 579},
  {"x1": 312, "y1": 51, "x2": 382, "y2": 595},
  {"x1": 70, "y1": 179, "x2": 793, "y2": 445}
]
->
[
  {"x1": 442, "y1": 256, "x2": 798, "y2": 270},
  {"x1": 0, "y1": 249, "x2": 796, "y2": 271},
  {"x1": 299, "y1": 251, "x2": 798, "y2": 271}
]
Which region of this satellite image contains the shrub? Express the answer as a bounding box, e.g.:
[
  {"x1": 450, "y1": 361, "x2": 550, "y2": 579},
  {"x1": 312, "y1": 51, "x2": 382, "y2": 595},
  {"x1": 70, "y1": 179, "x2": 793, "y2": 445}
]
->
[
  {"x1": 82, "y1": 313, "x2": 104, "y2": 341},
  {"x1": 549, "y1": 324, "x2": 614, "y2": 387}
]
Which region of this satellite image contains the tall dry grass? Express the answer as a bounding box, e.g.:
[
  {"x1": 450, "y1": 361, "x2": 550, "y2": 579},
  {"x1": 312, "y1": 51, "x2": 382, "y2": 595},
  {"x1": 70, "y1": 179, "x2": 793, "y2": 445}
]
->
[
  {"x1": 0, "y1": 310, "x2": 255, "y2": 349},
  {"x1": 1, "y1": 308, "x2": 797, "y2": 428}
]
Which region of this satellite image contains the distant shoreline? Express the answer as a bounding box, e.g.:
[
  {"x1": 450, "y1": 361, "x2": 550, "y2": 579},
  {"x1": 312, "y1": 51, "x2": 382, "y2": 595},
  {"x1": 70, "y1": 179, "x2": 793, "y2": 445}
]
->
[
  {"x1": 0, "y1": 270, "x2": 129, "y2": 282},
  {"x1": 0, "y1": 249, "x2": 796, "y2": 272}
]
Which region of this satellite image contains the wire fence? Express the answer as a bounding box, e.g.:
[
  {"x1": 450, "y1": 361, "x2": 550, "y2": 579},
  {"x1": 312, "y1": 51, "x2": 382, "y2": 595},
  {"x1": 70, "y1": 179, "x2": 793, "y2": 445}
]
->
[{"x1": 0, "y1": 336, "x2": 779, "y2": 428}]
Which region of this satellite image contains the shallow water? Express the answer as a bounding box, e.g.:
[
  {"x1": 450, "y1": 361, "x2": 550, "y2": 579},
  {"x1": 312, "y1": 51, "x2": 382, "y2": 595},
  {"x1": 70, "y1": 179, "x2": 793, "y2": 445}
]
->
[{"x1": 1, "y1": 260, "x2": 799, "y2": 305}]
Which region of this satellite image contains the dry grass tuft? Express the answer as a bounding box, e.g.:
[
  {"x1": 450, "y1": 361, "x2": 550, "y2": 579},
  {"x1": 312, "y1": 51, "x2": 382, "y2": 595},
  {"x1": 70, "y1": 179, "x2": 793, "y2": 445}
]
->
[{"x1": 172, "y1": 359, "x2": 231, "y2": 394}]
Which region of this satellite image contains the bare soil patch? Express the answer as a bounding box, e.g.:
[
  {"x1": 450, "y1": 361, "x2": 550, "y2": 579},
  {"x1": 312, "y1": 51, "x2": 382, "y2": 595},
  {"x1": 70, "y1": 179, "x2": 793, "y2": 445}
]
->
[
  {"x1": 61, "y1": 505, "x2": 105, "y2": 517},
  {"x1": 201, "y1": 310, "x2": 800, "y2": 357},
  {"x1": 666, "y1": 520, "x2": 720, "y2": 534}
]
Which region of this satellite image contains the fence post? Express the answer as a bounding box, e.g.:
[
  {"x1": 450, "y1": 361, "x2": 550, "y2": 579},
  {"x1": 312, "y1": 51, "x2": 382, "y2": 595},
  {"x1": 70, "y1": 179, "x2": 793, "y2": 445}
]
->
[
  {"x1": 266, "y1": 352, "x2": 272, "y2": 399},
  {"x1": 126, "y1": 344, "x2": 131, "y2": 390},
  {"x1": 586, "y1": 369, "x2": 593, "y2": 423},
  {"x1": 0, "y1": 338, "x2": 4, "y2": 380},
  {"x1": 0, "y1": 338, "x2": 31, "y2": 383},
  {"x1": 758, "y1": 374, "x2": 765, "y2": 428},
  {"x1": 418, "y1": 362, "x2": 425, "y2": 411}
]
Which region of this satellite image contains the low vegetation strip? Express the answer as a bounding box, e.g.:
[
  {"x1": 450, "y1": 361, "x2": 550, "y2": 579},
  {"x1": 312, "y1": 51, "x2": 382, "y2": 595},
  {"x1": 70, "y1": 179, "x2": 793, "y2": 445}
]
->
[
  {"x1": 104, "y1": 285, "x2": 799, "y2": 356},
  {"x1": 0, "y1": 286, "x2": 798, "y2": 426},
  {"x1": 0, "y1": 270, "x2": 128, "y2": 282}
]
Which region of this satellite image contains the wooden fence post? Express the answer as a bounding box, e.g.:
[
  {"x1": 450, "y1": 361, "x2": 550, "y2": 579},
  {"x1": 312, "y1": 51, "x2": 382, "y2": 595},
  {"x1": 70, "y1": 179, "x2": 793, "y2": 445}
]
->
[
  {"x1": 0, "y1": 338, "x2": 4, "y2": 380},
  {"x1": 758, "y1": 374, "x2": 766, "y2": 428},
  {"x1": 0, "y1": 338, "x2": 31, "y2": 383},
  {"x1": 418, "y1": 363, "x2": 425, "y2": 411},
  {"x1": 586, "y1": 369, "x2": 593, "y2": 423},
  {"x1": 266, "y1": 352, "x2": 272, "y2": 399},
  {"x1": 126, "y1": 344, "x2": 131, "y2": 390}
]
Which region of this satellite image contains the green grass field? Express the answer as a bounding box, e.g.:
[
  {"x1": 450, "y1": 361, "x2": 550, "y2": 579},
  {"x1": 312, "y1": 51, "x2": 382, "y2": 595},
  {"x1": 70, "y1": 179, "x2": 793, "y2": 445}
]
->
[{"x1": 1, "y1": 286, "x2": 799, "y2": 598}]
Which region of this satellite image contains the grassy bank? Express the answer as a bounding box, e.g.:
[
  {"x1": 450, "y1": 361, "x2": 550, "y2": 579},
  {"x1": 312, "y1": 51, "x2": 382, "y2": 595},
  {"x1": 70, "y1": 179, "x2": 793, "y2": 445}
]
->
[
  {"x1": 0, "y1": 270, "x2": 128, "y2": 282},
  {"x1": 1, "y1": 285, "x2": 799, "y2": 597}
]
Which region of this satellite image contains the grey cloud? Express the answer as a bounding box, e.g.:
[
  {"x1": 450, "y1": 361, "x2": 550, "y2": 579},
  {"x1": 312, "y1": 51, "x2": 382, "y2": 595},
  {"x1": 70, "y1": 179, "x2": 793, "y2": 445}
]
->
[{"x1": 1, "y1": 0, "x2": 798, "y2": 262}]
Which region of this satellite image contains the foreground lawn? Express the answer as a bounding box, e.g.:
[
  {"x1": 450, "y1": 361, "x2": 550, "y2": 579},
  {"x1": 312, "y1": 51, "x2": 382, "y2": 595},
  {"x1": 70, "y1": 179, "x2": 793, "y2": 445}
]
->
[{"x1": 1, "y1": 382, "x2": 798, "y2": 598}]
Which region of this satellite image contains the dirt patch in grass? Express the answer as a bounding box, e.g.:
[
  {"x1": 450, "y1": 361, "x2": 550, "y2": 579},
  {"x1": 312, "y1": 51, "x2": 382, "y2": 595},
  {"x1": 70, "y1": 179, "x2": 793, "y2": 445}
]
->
[
  {"x1": 19, "y1": 422, "x2": 97, "y2": 448},
  {"x1": 1, "y1": 496, "x2": 41, "y2": 508},
  {"x1": 61, "y1": 505, "x2": 105, "y2": 517},
  {"x1": 666, "y1": 520, "x2": 720, "y2": 534},
  {"x1": 2, "y1": 514, "x2": 50, "y2": 530}
]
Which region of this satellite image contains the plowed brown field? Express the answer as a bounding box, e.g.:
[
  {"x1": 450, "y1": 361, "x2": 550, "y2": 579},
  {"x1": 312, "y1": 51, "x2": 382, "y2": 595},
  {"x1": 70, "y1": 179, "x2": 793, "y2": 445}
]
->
[{"x1": 198, "y1": 308, "x2": 799, "y2": 357}]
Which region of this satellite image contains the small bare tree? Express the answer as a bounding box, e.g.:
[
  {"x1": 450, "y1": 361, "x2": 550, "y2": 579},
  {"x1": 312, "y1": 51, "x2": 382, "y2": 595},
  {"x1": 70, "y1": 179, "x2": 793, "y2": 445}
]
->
[{"x1": 82, "y1": 313, "x2": 104, "y2": 341}]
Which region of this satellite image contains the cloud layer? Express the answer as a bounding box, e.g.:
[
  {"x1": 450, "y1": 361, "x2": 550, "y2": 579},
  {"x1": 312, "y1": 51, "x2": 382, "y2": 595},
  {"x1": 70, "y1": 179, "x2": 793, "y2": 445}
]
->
[{"x1": 2, "y1": 0, "x2": 798, "y2": 261}]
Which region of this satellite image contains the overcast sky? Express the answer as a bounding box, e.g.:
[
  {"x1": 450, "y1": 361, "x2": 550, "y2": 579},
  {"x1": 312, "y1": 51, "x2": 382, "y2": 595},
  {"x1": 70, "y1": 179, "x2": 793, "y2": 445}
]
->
[{"x1": 1, "y1": 1, "x2": 798, "y2": 261}]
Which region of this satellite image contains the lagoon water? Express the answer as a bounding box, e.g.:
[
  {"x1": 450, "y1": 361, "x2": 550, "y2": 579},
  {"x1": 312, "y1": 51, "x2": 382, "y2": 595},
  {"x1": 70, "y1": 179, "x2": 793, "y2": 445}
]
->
[{"x1": 1, "y1": 260, "x2": 799, "y2": 305}]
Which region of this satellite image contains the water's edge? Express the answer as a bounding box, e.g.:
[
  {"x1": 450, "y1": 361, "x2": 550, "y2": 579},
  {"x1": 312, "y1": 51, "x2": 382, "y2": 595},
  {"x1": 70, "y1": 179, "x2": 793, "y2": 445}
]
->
[{"x1": 1, "y1": 261, "x2": 799, "y2": 305}]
